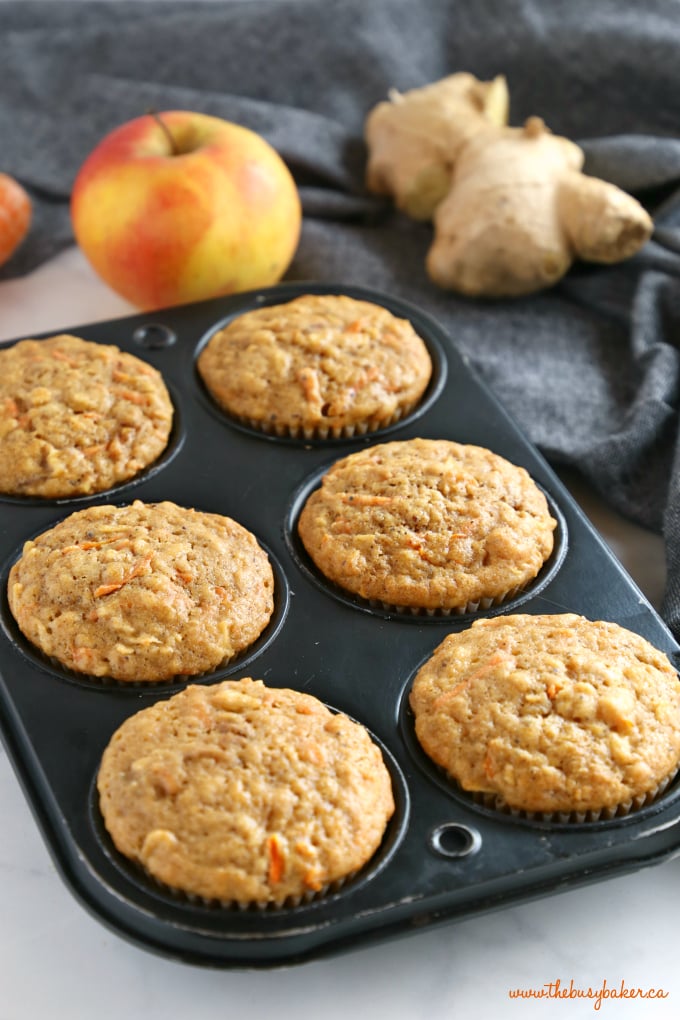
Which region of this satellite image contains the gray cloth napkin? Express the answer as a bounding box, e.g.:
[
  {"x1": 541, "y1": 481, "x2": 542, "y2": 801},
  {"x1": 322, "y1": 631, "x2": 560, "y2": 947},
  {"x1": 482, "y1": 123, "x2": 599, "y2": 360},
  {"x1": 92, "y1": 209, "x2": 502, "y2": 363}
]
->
[{"x1": 2, "y1": 0, "x2": 680, "y2": 638}]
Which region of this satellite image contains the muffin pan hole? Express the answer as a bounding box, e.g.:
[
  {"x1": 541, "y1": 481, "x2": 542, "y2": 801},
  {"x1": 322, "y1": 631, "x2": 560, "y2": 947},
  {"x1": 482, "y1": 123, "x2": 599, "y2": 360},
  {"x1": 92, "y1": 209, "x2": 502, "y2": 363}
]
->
[
  {"x1": 0, "y1": 535, "x2": 290, "y2": 694},
  {"x1": 132, "y1": 322, "x2": 177, "y2": 349},
  {"x1": 87, "y1": 719, "x2": 410, "y2": 915},
  {"x1": 191, "y1": 284, "x2": 448, "y2": 447},
  {"x1": 429, "y1": 822, "x2": 482, "y2": 859},
  {"x1": 285, "y1": 468, "x2": 567, "y2": 624}
]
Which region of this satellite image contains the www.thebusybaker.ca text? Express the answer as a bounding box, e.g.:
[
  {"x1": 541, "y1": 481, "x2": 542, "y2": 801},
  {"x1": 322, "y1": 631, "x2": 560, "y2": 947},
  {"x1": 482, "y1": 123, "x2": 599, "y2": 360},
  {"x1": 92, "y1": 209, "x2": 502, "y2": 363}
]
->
[{"x1": 508, "y1": 977, "x2": 669, "y2": 1010}]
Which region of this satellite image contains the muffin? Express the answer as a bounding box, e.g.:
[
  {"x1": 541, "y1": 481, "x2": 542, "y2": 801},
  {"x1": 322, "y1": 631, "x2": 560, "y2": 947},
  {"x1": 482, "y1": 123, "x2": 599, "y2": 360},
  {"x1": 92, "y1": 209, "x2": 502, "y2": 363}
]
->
[
  {"x1": 409, "y1": 613, "x2": 680, "y2": 817},
  {"x1": 196, "y1": 293, "x2": 432, "y2": 438},
  {"x1": 297, "y1": 438, "x2": 556, "y2": 613},
  {"x1": 7, "y1": 500, "x2": 274, "y2": 682},
  {"x1": 97, "y1": 678, "x2": 396, "y2": 905},
  {"x1": 0, "y1": 334, "x2": 174, "y2": 498}
]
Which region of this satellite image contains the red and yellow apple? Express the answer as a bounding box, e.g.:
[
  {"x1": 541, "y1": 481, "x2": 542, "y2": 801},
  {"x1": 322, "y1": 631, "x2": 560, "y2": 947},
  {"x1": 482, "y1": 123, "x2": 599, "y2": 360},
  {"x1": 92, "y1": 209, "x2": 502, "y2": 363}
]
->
[
  {"x1": 70, "y1": 111, "x2": 302, "y2": 310},
  {"x1": 0, "y1": 172, "x2": 31, "y2": 267}
]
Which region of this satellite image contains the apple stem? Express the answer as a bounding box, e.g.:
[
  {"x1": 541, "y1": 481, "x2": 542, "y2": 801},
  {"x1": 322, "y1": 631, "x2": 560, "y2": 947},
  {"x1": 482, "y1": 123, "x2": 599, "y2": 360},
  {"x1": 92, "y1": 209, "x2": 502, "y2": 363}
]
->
[{"x1": 148, "y1": 109, "x2": 179, "y2": 156}]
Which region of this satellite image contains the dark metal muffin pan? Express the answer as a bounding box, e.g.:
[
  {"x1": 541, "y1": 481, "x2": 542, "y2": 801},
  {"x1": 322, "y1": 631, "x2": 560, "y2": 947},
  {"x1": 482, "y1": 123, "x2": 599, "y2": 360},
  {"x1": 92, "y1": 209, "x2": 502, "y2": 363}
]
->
[{"x1": 1, "y1": 281, "x2": 679, "y2": 968}]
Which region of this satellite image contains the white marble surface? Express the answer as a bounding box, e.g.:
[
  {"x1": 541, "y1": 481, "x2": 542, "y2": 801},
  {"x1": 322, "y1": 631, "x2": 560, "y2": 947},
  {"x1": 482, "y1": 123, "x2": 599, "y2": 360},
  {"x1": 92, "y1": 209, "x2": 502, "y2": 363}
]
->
[{"x1": 0, "y1": 247, "x2": 677, "y2": 1020}]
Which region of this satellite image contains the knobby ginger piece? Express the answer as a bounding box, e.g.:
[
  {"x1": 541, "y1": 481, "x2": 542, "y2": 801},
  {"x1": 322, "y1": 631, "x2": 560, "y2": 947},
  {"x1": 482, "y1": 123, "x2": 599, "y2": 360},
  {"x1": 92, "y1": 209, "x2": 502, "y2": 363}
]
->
[
  {"x1": 427, "y1": 116, "x2": 653, "y2": 297},
  {"x1": 364, "y1": 72, "x2": 509, "y2": 220},
  {"x1": 364, "y1": 74, "x2": 654, "y2": 298}
]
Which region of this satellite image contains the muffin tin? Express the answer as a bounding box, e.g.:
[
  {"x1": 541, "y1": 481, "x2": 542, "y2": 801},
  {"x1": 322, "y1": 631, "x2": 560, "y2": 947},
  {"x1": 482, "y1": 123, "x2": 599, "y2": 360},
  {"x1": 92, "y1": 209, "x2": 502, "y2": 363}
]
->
[{"x1": 1, "y1": 281, "x2": 679, "y2": 967}]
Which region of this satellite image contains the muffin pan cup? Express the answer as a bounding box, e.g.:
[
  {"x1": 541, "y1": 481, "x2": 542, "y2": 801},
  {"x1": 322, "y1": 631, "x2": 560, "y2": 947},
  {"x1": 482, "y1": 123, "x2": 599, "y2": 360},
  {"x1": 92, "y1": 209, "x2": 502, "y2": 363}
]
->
[{"x1": 1, "y1": 281, "x2": 679, "y2": 968}]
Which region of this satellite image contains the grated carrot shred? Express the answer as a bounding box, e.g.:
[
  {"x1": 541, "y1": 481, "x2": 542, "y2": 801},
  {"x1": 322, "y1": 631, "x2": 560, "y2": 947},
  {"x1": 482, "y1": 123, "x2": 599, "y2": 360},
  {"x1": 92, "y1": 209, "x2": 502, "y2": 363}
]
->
[
  {"x1": 303, "y1": 868, "x2": 324, "y2": 891},
  {"x1": 340, "y1": 493, "x2": 392, "y2": 506},
  {"x1": 51, "y1": 349, "x2": 79, "y2": 367},
  {"x1": 118, "y1": 389, "x2": 148, "y2": 405},
  {"x1": 94, "y1": 554, "x2": 152, "y2": 598},
  {"x1": 433, "y1": 652, "x2": 510, "y2": 707},
  {"x1": 267, "y1": 835, "x2": 285, "y2": 884}
]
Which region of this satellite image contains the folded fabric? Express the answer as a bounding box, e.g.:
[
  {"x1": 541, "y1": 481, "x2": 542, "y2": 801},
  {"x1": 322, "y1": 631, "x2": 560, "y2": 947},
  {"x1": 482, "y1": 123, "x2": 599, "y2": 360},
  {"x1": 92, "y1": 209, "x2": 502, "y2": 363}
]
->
[{"x1": 1, "y1": 0, "x2": 679, "y2": 638}]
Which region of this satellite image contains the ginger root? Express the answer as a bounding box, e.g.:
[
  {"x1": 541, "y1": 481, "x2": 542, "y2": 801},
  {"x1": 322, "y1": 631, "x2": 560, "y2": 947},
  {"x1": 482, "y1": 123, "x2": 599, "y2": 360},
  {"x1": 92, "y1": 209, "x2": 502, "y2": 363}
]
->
[
  {"x1": 364, "y1": 74, "x2": 653, "y2": 298},
  {"x1": 365, "y1": 72, "x2": 509, "y2": 221}
]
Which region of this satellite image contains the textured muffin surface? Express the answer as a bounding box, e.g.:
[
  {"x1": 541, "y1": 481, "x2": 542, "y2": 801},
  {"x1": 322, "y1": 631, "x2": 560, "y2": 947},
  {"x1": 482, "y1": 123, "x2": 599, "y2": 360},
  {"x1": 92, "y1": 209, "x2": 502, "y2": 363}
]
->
[
  {"x1": 196, "y1": 294, "x2": 432, "y2": 436},
  {"x1": 410, "y1": 613, "x2": 680, "y2": 814},
  {"x1": 97, "y1": 678, "x2": 395, "y2": 903},
  {"x1": 0, "y1": 334, "x2": 173, "y2": 497},
  {"x1": 8, "y1": 500, "x2": 274, "y2": 682},
  {"x1": 297, "y1": 438, "x2": 556, "y2": 611}
]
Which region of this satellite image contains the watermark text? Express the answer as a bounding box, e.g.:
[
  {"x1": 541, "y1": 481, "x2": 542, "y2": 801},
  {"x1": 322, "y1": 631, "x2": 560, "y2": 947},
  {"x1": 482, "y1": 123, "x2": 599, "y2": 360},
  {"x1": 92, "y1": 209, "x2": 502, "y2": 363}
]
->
[{"x1": 508, "y1": 977, "x2": 669, "y2": 1010}]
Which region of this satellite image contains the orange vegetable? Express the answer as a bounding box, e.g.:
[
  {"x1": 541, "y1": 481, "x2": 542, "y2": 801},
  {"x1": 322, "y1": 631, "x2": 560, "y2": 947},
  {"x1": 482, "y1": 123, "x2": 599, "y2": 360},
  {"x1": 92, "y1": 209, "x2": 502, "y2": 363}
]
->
[
  {"x1": 50, "y1": 349, "x2": 80, "y2": 367},
  {"x1": 340, "y1": 493, "x2": 392, "y2": 506},
  {"x1": 116, "y1": 389, "x2": 149, "y2": 405},
  {"x1": 433, "y1": 651, "x2": 511, "y2": 707},
  {"x1": 267, "y1": 834, "x2": 285, "y2": 884},
  {"x1": 303, "y1": 867, "x2": 324, "y2": 891},
  {"x1": 94, "y1": 554, "x2": 152, "y2": 598}
]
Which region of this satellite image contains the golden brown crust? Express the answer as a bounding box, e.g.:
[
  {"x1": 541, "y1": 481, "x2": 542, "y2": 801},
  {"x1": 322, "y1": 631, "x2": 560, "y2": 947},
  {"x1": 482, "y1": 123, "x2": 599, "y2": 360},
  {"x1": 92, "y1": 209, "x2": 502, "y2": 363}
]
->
[
  {"x1": 297, "y1": 438, "x2": 556, "y2": 611},
  {"x1": 7, "y1": 500, "x2": 274, "y2": 682},
  {"x1": 97, "y1": 678, "x2": 395, "y2": 904},
  {"x1": 409, "y1": 614, "x2": 680, "y2": 814},
  {"x1": 0, "y1": 334, "x2": 173, "y2": 498},
  {"x1": 196, "y1": 294, "x2": 432, "y2": 437}
]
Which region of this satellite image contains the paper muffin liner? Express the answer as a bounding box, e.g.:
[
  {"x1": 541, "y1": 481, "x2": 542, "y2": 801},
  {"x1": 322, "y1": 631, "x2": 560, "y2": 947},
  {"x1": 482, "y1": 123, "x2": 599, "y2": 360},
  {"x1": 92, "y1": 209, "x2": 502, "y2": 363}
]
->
[
  {"x1": 367, "y1": 582, "x2": 525, "y2": 619},
  {"x1": 38, "y1": 649, "x2": 239, "y2": 689},
  {"x1": 90, "y1": 785, "x2": 371, "y2": 910},
  {"x1": 101, "y1": 766, "x2": 403, "y2": 910},
  {"x1": 447, "y1": 765, "x2": 680, "y2": 826},
  {"x1": 91, "y1": 772, "x2": 367, "y2": 911},
  {"x1": 230, "y1": 401, "x2": 417, "y2": 441},
  {"x1": 136, "y1": 867, "x2": 357, "y2": 912}
]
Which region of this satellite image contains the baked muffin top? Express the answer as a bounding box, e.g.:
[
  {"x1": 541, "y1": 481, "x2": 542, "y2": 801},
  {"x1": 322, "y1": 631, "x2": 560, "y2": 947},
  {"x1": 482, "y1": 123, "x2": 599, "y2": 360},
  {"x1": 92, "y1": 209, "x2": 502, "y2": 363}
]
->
[
  {"x1": 0, "y1": 334, "x2": 173, "y2": 498},
  {"x1": 297, "y1": 438, "x2": 556, "y2": 611},
  {"x1": 409, "y1": 613, "x2": 680, "y2": 814},
  {"x1": 8, "y1": 500, "x2": 274, "y2": 682},
  {"x1": 196, "y1": 294, "x2": 432, "y2": 437},
  {"x1": 97, "y1": 678, "x2": 395, "y2": 904}
]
